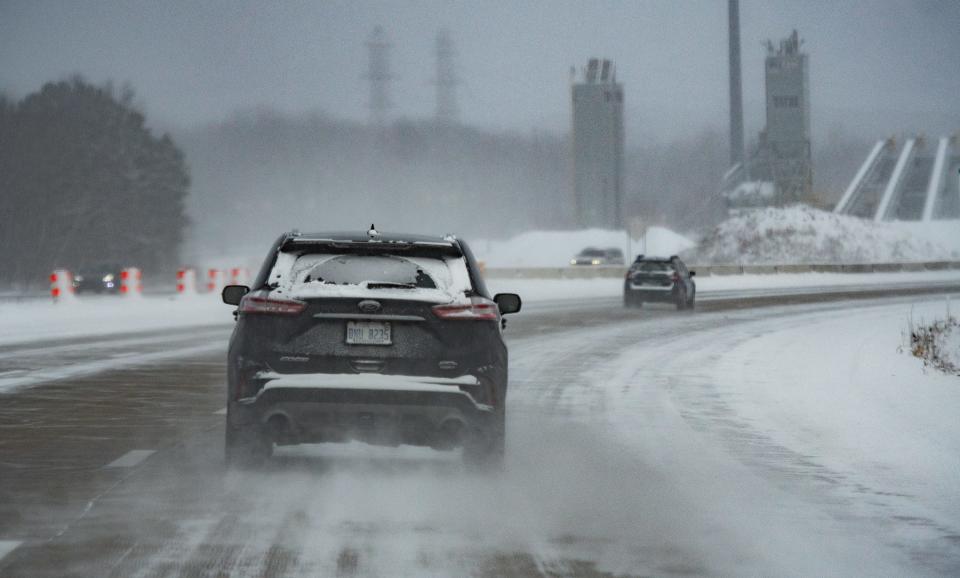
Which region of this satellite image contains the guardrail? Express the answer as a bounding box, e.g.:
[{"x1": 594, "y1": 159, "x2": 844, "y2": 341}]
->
[{"x1": 483, "y1": 261, "x2": 960, "y2": 279}]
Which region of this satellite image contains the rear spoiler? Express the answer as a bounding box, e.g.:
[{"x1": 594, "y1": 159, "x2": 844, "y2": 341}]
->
[{"x1": 280, "y1": 238, "x2": 463, "y2": 257}]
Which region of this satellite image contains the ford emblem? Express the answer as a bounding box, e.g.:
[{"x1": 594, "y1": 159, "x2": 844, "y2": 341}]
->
[{"x1": 358, "y1": 300, "x2": 382, "y2": 314}]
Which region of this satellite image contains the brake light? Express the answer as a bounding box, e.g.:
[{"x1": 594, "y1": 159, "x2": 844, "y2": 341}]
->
[
  {"x1": 432, "y1": 297, "x2": 498, "y2": 320},
  {"x1": 239, "y1": 294, "x2": 306, "y2": 315},
  {"x1": 233, "y1": 364, "x2": 262, "y2": 400}
]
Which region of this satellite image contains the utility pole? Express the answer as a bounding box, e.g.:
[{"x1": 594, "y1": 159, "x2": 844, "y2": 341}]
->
[
  {"x1": 434, "y1": 29, "x2": 459, "y2": 125},
  {"x1": 728, "y1": 0, "x2": 745, "y2": 171}
]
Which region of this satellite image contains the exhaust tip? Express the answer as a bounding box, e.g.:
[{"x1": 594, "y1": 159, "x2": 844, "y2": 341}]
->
[
  {"x1": 433, "y1": 418, "x2": 467, "y2": 450},
  {"x1": 265, "y1": 413, "x2": 295, "y2": 444}
]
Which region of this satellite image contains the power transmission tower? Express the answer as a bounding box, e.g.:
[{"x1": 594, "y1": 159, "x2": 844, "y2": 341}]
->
[{"x1": 434, "y1": 29, "x2": 459, "y2": 125}]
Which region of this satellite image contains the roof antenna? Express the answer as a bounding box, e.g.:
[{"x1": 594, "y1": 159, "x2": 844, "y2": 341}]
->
[{"x1": 368, "y1": 223, "x2": 380, "y2": 240}]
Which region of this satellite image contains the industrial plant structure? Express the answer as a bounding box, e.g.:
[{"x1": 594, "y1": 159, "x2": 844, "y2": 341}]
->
[
  {"x1": 834, "y1": 136, "x2": 960, "y2": 221},
  {"x1": 571, "y1": 58, "x2": 624, "y2": 228},
  {"x1": 757, "y1": 30, "x2": 813, "y2": 204},
  {"x1": 723, "y1": 16, "x2": 813, "y2": 209}
]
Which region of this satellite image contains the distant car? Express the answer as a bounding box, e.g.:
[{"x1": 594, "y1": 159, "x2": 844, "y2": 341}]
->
[
  {"x1": 570, "y1": 247, "x2": 624, "y2": 266},
  {"x1": 72, "y1": 265, "x2": 123, "y2": 294},
  {"x1": 623, "y1": 255, "x2": 696, "y2": 310},
  {"x1": 221, "y1": 229, "x2": 521, "y2": 469}
]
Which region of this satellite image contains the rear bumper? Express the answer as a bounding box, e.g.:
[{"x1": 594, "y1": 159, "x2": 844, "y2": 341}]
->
[
  {"x1": 229, "y1": 372, "x2": 495, "y2": 448},
  {"x1": 624, "y1": 284, "x2": 677, "y2": 302}
]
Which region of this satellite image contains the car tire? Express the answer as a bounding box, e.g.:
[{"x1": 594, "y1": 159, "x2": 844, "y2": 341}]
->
[
  {"x1": 687, "y1": 292, "x2": 696, "y2": 310},
  {"x1": 225, "y1": 424, "x2": 272, "y2": 469},
  {"x1": 463, "y1": 408, "x2": 505, "y2": 472}
]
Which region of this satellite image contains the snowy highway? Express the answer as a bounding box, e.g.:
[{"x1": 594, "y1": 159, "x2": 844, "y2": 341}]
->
[{"x1": 1, "y1": 288, "x2": 959, "y2": 576}]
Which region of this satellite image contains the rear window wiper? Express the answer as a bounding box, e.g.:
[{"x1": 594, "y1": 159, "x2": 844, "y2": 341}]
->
[{"x1": 366, "y1": 282, "x2": 417, "y2": 290}]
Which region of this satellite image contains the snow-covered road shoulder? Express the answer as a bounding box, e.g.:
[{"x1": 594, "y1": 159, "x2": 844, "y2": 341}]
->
[
  {"x1": 683, "y1": 298, "x2": 960, "y2": 574},
  {"x1": 0, "y1": 296, "x2": 230, "y2": 346},
  {"x1": 555, "y1": 296, "x2": 960, "y2": 575}
]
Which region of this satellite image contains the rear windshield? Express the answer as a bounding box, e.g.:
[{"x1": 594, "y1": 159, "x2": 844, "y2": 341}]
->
[
  {"x1": 301, "y1": 255, "x2": 438, "y2": 288},
  {"x1": 267, "y1": 251, "x2": 473, "y2": 302},
  {"x1": 578, "y1": 248, "x2": 605, "y2": 257},
  {"x1": 636, "y1": 261, "x2": 673, "y2": 272}
]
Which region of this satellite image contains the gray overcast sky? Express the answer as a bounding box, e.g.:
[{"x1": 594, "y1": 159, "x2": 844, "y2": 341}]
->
[{"x1": 2, "y1": 1, "x2": 958, "y2": 141}]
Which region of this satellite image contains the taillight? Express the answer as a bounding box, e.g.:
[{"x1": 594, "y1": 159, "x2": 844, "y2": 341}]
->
[
  {"x1": 432, "y1": 297, "x2": 499, "y2": 320},
  {"x1": 233, "y1": 362, "x2": 263, "y2": 400},
  {"x1": 239, "y1": 294, "x2": 306, "y2": 315}
]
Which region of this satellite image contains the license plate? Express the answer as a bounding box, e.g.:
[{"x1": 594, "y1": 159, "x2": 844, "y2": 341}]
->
[{"x1": 346, "y1": 321, "x2": 391, "y2": 345}]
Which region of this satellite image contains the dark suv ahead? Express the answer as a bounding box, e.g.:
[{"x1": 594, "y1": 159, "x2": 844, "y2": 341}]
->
[
  {"x1": 221, "y1": 229, "x2": 521, "y2": 468},
  {"x1": 623, "y1": 255, "x2": 696, "y2": 310},
  {"x1": 72, "y1": 264, "x2": 124, "y2": 294}
]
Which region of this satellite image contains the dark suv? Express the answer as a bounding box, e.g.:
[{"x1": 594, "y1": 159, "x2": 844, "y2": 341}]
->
[
  {"x1": 72, "y1": 264, "x2": 124, "y2": 294},
  {"x1": 221, "y1": 229, "x2": 521, "y2": 468},
  {"x1": 623, "y1": 255, "x2": 696, "y2": 310},
  {"x1": 570, "y1": 247, "x2": 625, "y2": 266}
]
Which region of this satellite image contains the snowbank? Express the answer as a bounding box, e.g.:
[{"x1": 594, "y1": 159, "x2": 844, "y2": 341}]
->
[
  {"x1": 691, "y1": 205, "x2": 958, "y2": 264},
  {"x1": 472, "y1": 227, "x2": 695, "y2": 268},
  {"x1": 892, "y1": 220, "x2": 960, "y2": 256}
]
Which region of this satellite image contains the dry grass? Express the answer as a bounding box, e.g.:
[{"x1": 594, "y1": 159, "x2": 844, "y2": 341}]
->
[{"x1": 905, "y1": 312, "x2": 960, "y2": 376}]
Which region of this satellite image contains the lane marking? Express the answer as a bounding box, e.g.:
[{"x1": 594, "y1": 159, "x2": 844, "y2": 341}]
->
[
  {"x1": 213, "y1": 407, "x2": 227, "y2": 415},
  {"x1": 0, "y1": 540, "x2": 22, "y2": 562},
  {"x1": 104, "y1": 450, "x2": 156, "y2": 469}
]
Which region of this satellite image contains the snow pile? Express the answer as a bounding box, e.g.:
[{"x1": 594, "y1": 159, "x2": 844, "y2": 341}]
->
[
  {"x1": 473, "y1": 227, "x2": 695, "y2": 268},
  {"x1": 906, "y1": 313, "x2": 960, "y2": 376},
  {"x1": 892, "y1": 219, "x2": 960, "y2": 256},
  {"x1": 691, "y1": 205, "x2": 957, "y2": 264},
  {"x1": 723, "y1": 180, "x2": 776, "y2": 207}
]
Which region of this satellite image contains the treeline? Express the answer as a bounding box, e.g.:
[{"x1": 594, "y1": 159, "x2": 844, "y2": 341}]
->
[
  {"x1": 178, "y1": 110, "x2": 723, "y2": 258},
  {"x1": 179, "y1": 111, "x2": 570, "y2": 258},
  {"x1": 0, "y1": 77, "x2": 189, "y2": 288},
  {"x1": 180, "y1": 110, "x2": 869, "y2": 260}
]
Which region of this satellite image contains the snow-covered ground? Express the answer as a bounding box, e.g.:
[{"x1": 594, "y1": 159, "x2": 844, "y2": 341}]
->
[
  {"x1": 710, "y1": 299, "x2": 960, "y2": 540},
  {"x1": 584, "y1": 296, "x2": 960, "y2": 575},
  {"x1": 4, "y1": 270, "x2": 960, "y2": 347},
  {"x1": 691, "y1": 205, "x2": 960, "y2": 264},
  {"x1": 472, "y1": 227, "x2": 695, "y2": 267},
  {"x1": 894, "y1": 220, "x2": 960, "y2": 256},
  {"x1": 0, "y1": 295, "x2": 228, "y2": 347}
]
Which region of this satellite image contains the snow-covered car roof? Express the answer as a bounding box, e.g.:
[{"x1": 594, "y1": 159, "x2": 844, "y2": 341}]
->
[{"x1": 281, "y1": 231, "x2": 460, "y2": 252}]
